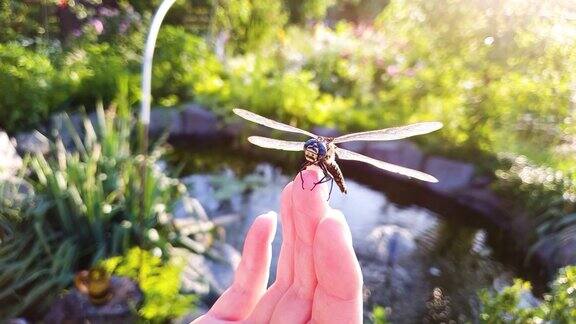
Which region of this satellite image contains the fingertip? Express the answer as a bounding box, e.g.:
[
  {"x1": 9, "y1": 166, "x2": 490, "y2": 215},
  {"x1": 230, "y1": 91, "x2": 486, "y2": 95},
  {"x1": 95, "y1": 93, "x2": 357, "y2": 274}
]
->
[
  {"x1": 292, "y1": 168, "x2": 328, "y2": 209},
  {"x1": 294, "y1": 167, "x2": 327, "y2": 193},
  {"x1": 252, "y1": 211, "x2": 278, "y2": 244}
]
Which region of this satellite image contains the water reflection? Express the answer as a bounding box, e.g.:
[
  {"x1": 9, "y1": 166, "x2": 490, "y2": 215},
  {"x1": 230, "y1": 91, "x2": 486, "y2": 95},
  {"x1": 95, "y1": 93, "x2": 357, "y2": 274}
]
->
[{"x1": 183, "y1": 164, "x2": 515, "y2": 322}]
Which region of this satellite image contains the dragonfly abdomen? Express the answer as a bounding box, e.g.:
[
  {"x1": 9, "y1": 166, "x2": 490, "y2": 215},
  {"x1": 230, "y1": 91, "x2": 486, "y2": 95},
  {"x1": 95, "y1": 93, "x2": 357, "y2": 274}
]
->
[{"x1": 324, "y1": 161, "x2": 347, "y2": 194}]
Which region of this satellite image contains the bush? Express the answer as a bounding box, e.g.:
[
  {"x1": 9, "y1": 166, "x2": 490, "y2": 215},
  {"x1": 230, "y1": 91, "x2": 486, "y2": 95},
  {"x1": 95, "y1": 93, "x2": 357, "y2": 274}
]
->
[
  {"x1": 0, "y1": 99, "x2": 208, "y2": 318},
  {"x1": 371, "y1": 305, "x2": 390, "y2": 324},
  {"x1": 0, "y1": 44, "x2": 68, "y2": 132},
  {"x1": 479, "y1": 266, "x2": 576, "y2": 323},
  {"x1": 101, "y1": 247, "x2": 195, "y2": 322},
  {"x1": 214, "y1": 0, "x2": 287, "y2": 54},
  {"x1": 62, "y1": 42, "x2": 141, "y2": 108},
  {"x1": 153, "y1": 26, "x2": 222, "y2": 107}
]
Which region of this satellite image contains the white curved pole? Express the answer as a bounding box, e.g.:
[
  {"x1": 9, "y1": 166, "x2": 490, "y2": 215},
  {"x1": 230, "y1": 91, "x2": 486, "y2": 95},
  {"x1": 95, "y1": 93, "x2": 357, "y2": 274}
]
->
[{"x1": 140, "y1": 0, "x2": 177, "y2": 126}]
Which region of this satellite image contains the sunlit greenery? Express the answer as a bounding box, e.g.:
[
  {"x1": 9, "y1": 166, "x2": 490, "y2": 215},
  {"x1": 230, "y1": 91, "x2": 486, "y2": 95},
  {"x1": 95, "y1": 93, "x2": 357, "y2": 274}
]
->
[
  {"x1": 371, "y1": 305, "x2": 390, "y2": 324},
  {"x1": 101, "y1": 247, "x2": 195, "y2": 322},
  {"x1": 479, "y1": 266, "x2": 576, "y2": 323},
  {"x1": 1, "y1": 0, "x2": 575, "y2": 320}
]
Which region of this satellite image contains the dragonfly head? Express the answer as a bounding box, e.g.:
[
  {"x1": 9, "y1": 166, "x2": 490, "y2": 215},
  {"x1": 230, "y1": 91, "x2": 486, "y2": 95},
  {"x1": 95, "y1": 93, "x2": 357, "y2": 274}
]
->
[{"x1": 304, "y1": 138, "x2": 327, "y2": 162}]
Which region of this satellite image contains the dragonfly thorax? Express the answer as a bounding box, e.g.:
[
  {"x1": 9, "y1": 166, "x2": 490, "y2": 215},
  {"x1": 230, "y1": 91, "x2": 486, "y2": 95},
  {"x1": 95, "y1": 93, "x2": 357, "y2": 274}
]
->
[{"x1": 304, "y1": 138, "x2": 327, "y2": 163}]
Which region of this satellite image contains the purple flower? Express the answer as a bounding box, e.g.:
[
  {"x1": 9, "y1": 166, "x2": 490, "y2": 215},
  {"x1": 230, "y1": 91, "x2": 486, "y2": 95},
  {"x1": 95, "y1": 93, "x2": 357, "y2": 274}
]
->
[
  {"x1": 99, "y1": 7, "x2": 119, "y2": 17},
  {"x1": 90, "y1": 19, "x2": 104, "y2": 35}
]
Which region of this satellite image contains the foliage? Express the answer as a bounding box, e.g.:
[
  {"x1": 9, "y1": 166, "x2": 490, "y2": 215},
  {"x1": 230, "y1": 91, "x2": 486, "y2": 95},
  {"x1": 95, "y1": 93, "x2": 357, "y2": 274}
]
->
[
  {"x1": 0, "y1": 44, "x2": 69, "y2": 132},
  {"x1": 371, "y1": 305, "x2": 390, "y2": 324},
  {"x1": 0, "y1": 0, "x2": 59, "y2": 44},
  {"x1": 61, "y1": 42, "x2": 141, "y2": 107},
  {"x1": 0, "y1": 99, "x2": 207, "y2": 318},
  {"x1": 479, "y1": 266, "x2": 576, "y2": 323},
  {"x1": 153, "y1": 26, "x2": 222, "y2": 106},
  {"x1": 284, "y1": 0, "x2": 336, "y2": 24},
  {"x1": 213, "y1": 0, "x2": 287, "y2": 54},
  {"x1": 101, "y1": 247, "x2": 195, "y2": 323}
]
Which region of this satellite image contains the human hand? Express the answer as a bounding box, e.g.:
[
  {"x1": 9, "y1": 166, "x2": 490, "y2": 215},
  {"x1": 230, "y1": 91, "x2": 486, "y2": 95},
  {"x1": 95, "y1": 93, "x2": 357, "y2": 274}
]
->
[{"x1": 192, "y1": 167, "x2": 363, "y2": 324}]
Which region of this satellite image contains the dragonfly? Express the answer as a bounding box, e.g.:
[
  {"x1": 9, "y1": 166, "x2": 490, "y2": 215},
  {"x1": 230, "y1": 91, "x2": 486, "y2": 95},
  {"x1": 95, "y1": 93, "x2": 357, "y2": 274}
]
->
[{"x1": 233, "y1": 108, "x2": 443, "y2": 198}]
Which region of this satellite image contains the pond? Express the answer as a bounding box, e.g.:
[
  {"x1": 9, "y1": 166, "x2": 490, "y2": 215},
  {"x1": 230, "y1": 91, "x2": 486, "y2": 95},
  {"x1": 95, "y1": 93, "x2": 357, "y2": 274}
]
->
[{"x1": 170, "y1": 144, "x2": 543, "y2": 323}]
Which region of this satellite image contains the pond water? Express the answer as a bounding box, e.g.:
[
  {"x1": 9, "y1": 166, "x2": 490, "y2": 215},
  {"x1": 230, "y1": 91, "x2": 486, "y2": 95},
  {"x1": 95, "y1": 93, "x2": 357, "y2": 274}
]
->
[{"x1": 171, "y1": 147, "x2": 535, "y2": 323}]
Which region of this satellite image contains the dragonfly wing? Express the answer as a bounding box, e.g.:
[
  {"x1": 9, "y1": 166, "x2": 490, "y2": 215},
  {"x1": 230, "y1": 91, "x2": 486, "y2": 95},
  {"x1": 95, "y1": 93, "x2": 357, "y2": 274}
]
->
[
  {"x1": 335, "y1": 147, "x2": 438, "y2": 183},
  {"x1": 333, "y1": 122, "x2": 443, "y2": 143},
  {"x1": 248, "y1": 136, "x2": 304, "y2": 151},
  {"x1": 234, "y1": 108, "x2": 316, "y2": 137}
]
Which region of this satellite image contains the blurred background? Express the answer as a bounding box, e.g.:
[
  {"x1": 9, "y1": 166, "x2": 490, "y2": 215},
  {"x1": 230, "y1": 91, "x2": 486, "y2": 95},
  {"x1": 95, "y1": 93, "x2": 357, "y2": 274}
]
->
[{"x1": 0, "y1": 0, "x2": 575, "y2": 322}]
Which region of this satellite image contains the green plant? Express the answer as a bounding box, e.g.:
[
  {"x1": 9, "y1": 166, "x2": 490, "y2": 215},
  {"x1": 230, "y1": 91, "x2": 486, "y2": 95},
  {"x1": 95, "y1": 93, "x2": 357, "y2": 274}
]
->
[
  {"x1": 101, "y1": 247, "x2": 195, "y2": 322},
  {"x1": 153, "y1": 26, "x2": 222, "y2": 106},
  {"x1": 0, "y1": 44, "x2": 69, "y2": 132},
  {"x1": 371, "y1": 305, "x2": 390, "y2": 324},
  {"x1": 62, "y1": 42, "x2": 141, "y2": 107},
  {"x1": 0, "y1": 97, "x2": 208, "y2": 318},
  {"x1": 213, "y1": 0, "x2": 287, "y2": 54},
  {"x1": 479, "y1": 266, "x2": 576, "y2": 323}
]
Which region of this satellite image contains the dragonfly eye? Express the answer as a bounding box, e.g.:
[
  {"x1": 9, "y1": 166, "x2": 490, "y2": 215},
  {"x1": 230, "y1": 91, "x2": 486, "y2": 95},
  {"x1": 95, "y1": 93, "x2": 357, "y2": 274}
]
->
[
  {"x1": 304, "y1": 139, "x2": 327, "y2": 158},
  {"x1": 317, "y1": 142, "x2": 327, "y2": 157}
]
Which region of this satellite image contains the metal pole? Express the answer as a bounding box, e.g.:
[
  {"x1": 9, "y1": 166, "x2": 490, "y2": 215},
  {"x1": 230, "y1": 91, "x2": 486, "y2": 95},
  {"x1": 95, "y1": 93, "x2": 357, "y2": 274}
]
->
[
  {"x1": 140, "y1": 0, "x2": 177, "y2": 131},
  {"x1": 138, "y1": 0, "x2": 177, "y2": 276}
]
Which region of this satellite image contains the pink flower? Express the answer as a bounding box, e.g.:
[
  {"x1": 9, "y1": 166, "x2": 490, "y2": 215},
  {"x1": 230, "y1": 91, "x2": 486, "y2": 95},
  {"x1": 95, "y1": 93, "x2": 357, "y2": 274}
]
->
[
  {"x1": 90, "y1": 19, "x2": 104, "y2": 35},
  {"x1": 386, "y1": 65, "x2": 401, "y2": 76}
]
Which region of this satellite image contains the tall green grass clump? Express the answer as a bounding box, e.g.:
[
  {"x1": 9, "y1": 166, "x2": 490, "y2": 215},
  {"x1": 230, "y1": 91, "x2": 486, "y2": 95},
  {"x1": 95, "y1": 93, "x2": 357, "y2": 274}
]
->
[{"x1": 0, "y1": 100, "x2": 206, "y2": 318}]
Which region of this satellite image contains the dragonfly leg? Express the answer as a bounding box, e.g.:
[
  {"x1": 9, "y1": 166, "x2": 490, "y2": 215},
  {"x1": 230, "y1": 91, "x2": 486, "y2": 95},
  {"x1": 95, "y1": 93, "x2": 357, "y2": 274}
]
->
[
  {"x1": 311, "y1": 163, "x2": 333, "y2": 192},
  {"x1": 327, "y1": 177, "x2": 334, "y2": 201}
]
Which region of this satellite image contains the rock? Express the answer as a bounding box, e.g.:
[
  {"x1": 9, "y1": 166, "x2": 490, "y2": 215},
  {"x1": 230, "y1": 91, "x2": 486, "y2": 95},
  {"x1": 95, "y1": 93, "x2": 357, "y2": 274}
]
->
[
  {"x1": 555, "y1": 239, "x2": 576, "y2": 268},
  {"x1": 311, "y1": 126, "x2": 340, "y2": 138},
  {"x1": 15, "y1": 130, "x2": 50, "y2": 155},
  {"x1": 359, "y1": 225, "x2": 417, "y2": 265},
  {"x1": 454, "y1": 188, "x2": 507, "y2": 228},
  {"x1": 149, "y1": 108, "x2": 177, "y2": 137},
  {"x1": 204, "y1": 242, "x2": 240, "y2": 294},
  {"x1": 364, "y1": 140, "x2": 424, "y2": 171},
  {"x1": 44, "y1": 276, "x2": 142, "y2": 324},
  {"x1": 180, "y1": 242, "x2": 240, "y2": 304},
  {"x1": 6, "y1": 319, "x2": 29, "y2": 324},
  {"x1": 0, "y1": 131, "x2": 22, "y2": 180},
  {"x1": 517, "y1": 290, "x2": 541, "y2": 309},
  {"x1": 170, "y1": 104, "x2": 219, "y2": 139},
  {"x1": 424, "y1": 156, "x2": 475, "y2": 192},
  {"x1": 173, "y1": 195, "x2": 210, "y2": 220}
]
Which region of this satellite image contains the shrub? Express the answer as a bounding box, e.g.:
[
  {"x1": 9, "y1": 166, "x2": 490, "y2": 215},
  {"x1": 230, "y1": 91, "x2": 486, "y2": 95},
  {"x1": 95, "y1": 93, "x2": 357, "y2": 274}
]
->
[
  {"x1": 0, "y1": 44, "x2": 68, "y2": 132},
  {"x1": 371, "y1": 305, "x2": 390, "y2": 324},
  {"x1": 153, "y1": 26, "x2": 222, "y2": 107},
  {"x1": 62, "y1": 42, "x2": 140, "y2": 107},
  {"x1": 214, "y1": 0, "x2": 287, "y2": 54},
  {"x1": 101, "y1": 247, "x2": 195, "y2": 322},
  {"x1": 479, "y1": 266, "x2": 576, "y2": 323}
]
